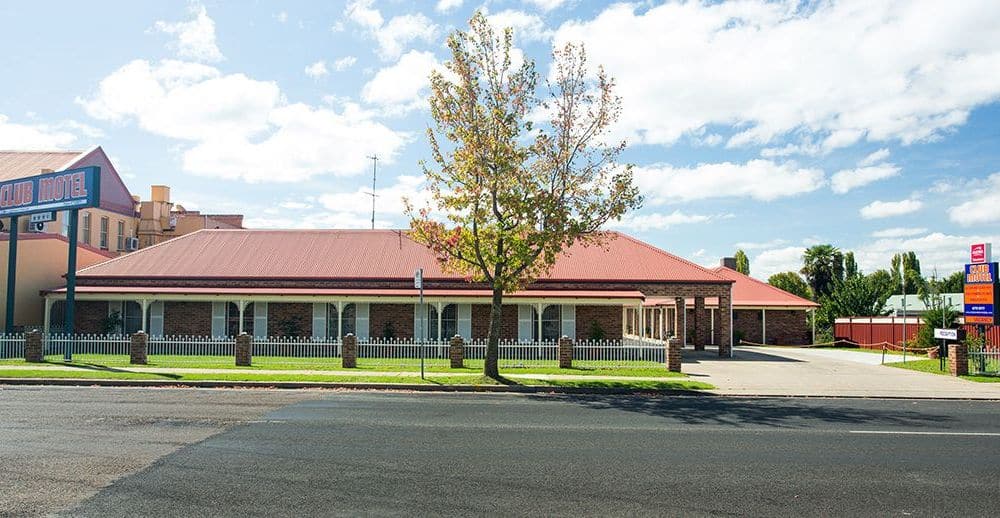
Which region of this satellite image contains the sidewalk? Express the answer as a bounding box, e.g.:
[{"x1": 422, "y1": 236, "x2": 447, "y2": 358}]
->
[{"x1": 683, "y1": 346, "x2": 1000, "y2": 399}]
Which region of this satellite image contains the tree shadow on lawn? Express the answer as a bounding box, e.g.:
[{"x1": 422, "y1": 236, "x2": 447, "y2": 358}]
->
[
  {"x1": 526, "y1": 393, "x2": 955, "y2": 429},
  {"x1": 28, "y1": 360, "x2": 182, "y2": 380}
]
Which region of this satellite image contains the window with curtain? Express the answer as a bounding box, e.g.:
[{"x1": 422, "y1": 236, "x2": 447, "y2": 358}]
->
[
  {"x1": 116, "y1": 220, "x2": 125, "y2": 250},
  {"x1": 81, "y1": 212, "x2": 91, "y2": 245},
  {"x1": 99, "y1": 217, "x2": 109, "y2": 249},
  {"x1": 226, "y1": 302, "x2": 254, "y2": 337},
  {"x1": 326, "y1": 304, "x2": 340, "y2": 339},
  {"x1": 122, "y1": 301, "x2": 143, "y2": 335},
  {"x1": 341, "y1": 303, "x2": 356, "y2": 336},
  {"x1": 542, "y1": 305, "x2": 561, "y2": 341},
  {"x1": 440, "y1": 304, "x2": 458, "y2": 340},
  {"x1": 420, "y1": 305, "x2": 439, "y2": 341}
]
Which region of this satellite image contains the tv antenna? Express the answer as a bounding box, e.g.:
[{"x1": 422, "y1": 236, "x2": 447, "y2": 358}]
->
[{"x1": 365, "y1": 155, "x2": 378, "y2": 229}]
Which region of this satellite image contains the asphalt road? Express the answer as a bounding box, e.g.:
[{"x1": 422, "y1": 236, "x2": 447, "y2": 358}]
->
[{"x1": 1, "y1": 387, "x2": 998, "y2": 517}]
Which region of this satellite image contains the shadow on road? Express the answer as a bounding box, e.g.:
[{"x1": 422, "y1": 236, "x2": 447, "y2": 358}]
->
[
  {"x1": 527, "y1": 393, "x2": 954, "y2": 429},
  {"x1": 682, "y1": 347, "x2": 803, "y2": 364}
]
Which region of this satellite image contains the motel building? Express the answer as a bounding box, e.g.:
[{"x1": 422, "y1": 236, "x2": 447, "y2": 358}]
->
[{"x1": 38, "y1": 229, "x2": 817, "y2": 352}]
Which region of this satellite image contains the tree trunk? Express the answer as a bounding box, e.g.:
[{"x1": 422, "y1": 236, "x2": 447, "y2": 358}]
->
[{"x1": 485, "y1": 286, "x2": 503, "y2": 379}]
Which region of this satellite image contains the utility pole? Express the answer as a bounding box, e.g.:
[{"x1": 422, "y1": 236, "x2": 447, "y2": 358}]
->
[{"x1": 366, "y1": 155, "x2": 378, "y2": 229}]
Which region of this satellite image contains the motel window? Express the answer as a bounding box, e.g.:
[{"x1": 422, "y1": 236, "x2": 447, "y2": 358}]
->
[
  {"x1": 81, "y1": 212, "x2": 91, "y2": 245},
  {"x1": 99, "y1": 217, "x2": 109, "y2": 249},
  {"x1": 326, "y1": 303, "x2": 357, "y2": 338},
  {"x1": 60, "y1": 211, "x2": 69, "y2": 236},
  {"x1": 441, "y1": 304, "x2": 458, "y2": 340},
  {"x1": 542, "y1": 305, "x2": 561, "y2": 341},
  {"x1": 226, "y1": 302, "x2": 254, "y2": 337},
  {"x1": 117, "y1": 220, "x2": 125, "y2": 250}
]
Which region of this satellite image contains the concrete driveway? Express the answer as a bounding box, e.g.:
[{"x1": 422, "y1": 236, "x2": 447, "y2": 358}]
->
[{"x1": 683, "y1": 346, "x2": 1000, "y2": 399}]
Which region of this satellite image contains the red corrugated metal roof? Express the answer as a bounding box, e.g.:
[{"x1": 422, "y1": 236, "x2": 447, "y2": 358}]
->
[
  {"x1": 76, "y1": 229, "x2": 730, "y2": 283},
  {"x1": 0, "y1": 150, "x2": 83, "y2": 182},
  {"x1": 45, "y1": 286, "x2": 644, "y2": 299},
  {"x1": 711, "y1": 266, "x2": 819, "y2": 308}
]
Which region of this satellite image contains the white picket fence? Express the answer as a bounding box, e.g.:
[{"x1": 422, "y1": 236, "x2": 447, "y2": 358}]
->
[
  {"x1": 6, "y1": 333, "x2": 670, "y2": 370},
  {"x1": 0, "y1": 334, "x2": 25, "y2": 359}
]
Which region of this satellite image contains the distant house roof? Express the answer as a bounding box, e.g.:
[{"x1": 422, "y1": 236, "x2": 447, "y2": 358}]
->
[
  {"x1": 0, "y1": 146, "x2": 136, "y2": 217},
  {"x1": 710, "y1": 266, "x2": 819, "y2": 308},
  {"x1": 75, "y1": 229, "x2": 731, "y2": 284},
  {"x1": 885, "y1": 293, "x2": 963, "y2": 315}
]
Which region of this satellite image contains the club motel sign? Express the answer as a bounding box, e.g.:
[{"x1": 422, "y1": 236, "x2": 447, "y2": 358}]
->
[
  {"x1": 0, "y1": 166, "x2": 101, "y2": 217},
  {"x1": 964, "y1": 243, "x2": 999, "y2": 325}
]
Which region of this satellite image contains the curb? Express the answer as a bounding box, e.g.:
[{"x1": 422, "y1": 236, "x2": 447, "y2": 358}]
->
[{"x1": 0, "y1": 377, "x2": 708, "y2": 396}]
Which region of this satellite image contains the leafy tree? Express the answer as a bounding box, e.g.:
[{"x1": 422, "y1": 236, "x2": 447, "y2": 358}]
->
[
  {"x1": 407, "y1": 13, "x2": 641, "y2": 379},
  {"x1": 733, "y1": 249, "x2": 750, "y2": 275},
  {"x1": 915, "y1": 287, "x2": 960, "y2": 347},
  {"x1": 818, "y1": 273, "x2": 892, "y2": 327},
  {"x1": 932, "y1": 271, "x2": 964, "y2": 294},
  {"x1": 800, "y1": 244, "x2": 844, "y2": 300},
  {"x1": 866, "y1": 269, "x2": 895, "y2": 300},
  {"x1": 767, "y1": 271, "x2": 811, "y2": 300},
  {"x1": 844, "y1": 251, "x2": 860, "y2": 279},
  {"x1": 890, "y1": 251, "x2": 925, "y2": 295}
]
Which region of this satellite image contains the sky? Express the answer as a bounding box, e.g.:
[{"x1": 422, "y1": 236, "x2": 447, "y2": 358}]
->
[{"x1": 1, "y1": 0, "x2": 999, "y2": 281}]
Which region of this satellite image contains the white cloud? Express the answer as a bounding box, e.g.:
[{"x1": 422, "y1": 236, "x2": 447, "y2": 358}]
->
[
  {"x1": 78, "y1": 59, "x2": 409, "y2": 183},
  {"x1": 636, "y1": 159, "x2": 825, "y2": 203},
  {"x1": 948, "y1": 172, "x2": 1000, "y2": 226},
  {"x1": 523, "y1": 0, "x2": 568, "y2": 12},
  {"x1": 344, "y1": 3, "x2": 437, "y2": 62},
  {"x1": 304, "y1": 61, "x2": 328, "y2": 78},
  {"x1": 488, "y1": 9, "x2": 552, "y2": 42},
  {"x1": 333, "y1": 56, "x2": 357, "y2": 71},
  {"x1": 344, "y1": 0, "x2": 382, "y2": 30},
  {"x1": 830, "y1": 164, "x2": 901, "y2": 194},
  {"x1": 0, "y1": 114, "x2": 102, "y2": 149},
  {"x1": 859, "y1": 198, "x2": 923, "y2": 219},
  {"x1": 859, "y1": 148, "x2": 891, "y2": 167},
  {"x1": 436, "y1": 0, "x2": 464, "y2": 13},
  {"x1": 855, "y1": 232, "x2": 1000, "y2": 275},
  {"x1": 362, "y1": 50, "x2": 440, "y2": 114},
  {"x1": 275, "y1": 11, "x2": 288, "y2": 23},
  {"x1": 605, "y1": 210, "x2": 726, "y2": 232},
  {"x1": 752, "y1": 246, "x2": 806, "y2": 281},
  {"x1": 871, "y1": 227, "x2": 928, "y2": 238},
  {"x1": 553, "y1": 1, "x2": 1000, "y2": 151},
  {"x1": 318, "y1": 175, "x2": 432, "y2": 226},
  {"x1": 153, "y1": 3, "x2": 224, "y2": 63},
  {"x1": 734, "y1": 238, "x2": 789, "y2": 250}
]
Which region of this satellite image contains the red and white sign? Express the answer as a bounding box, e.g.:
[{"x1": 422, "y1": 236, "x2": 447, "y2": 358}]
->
[{"x1": 971, "y1": 243, "x2": 991, "y2": 264}]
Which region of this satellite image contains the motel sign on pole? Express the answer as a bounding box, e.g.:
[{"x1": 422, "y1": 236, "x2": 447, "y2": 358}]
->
[{"x1": 0, "y1": 166, "x2": 101, "y2": 360}]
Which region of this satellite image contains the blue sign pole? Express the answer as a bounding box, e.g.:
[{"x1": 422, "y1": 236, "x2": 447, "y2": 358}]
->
[
  {"x1": 4, "y1": 216, "x2": 18, "y2": 333},
  {"x1": 64, "y1": 210, "x2": 79, "y2": 361}
]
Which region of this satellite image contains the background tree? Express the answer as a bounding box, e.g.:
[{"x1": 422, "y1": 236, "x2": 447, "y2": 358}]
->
[
  {"x1": 931, "y1": 271, "x2": 964, "y2": 293},
  {"x1": 890, "y1": 251, "x2": 925, "y2": 295},
  {"x1": 844, "y1": 251, "x2": 860, "y2": 279},
  {"x1": 408, "y1": 13, "x2": 641, "y2": 379},
  {"x1": 818, "y1": 273, "x2": 892, "y2": 328},
  {"x1": 800, "y1": 244, "x2": 844, "y2": 300},
  {"x1": 914, "y1": 279, "x2": 960, "y2": 347},
  {"x1": 767, "y1": 271, "x2": 812, "y2": 300},
  {"x1": 733, "y1": 249, "x2": 750, "y2": 275}
]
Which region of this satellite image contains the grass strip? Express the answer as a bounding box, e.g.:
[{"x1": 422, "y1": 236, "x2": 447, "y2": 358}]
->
[{"x1": 886, "y1": 359, "x2": 1000, "y2": 383}]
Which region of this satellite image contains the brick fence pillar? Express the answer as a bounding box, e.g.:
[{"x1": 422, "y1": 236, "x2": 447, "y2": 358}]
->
[
  {"x1": 667, "y1": 337, "x2": 682, "y2": 372},
  {"x1": 130, "y1": 331, "x2": 148, "y2": 365},
  {"x1": 25, "y1": 330, "x2": 43, "y2": 363},
  {"x1": 558, "y1": 336, "x2": 573, "y2": 369},
  {"x1": 235, "y1": 332, "x2": 252, "y2": 367},
  {"x1": 342, "y1": 333, "x2": 357, "y2": 368},
  {"x1": 449, "y1": 335, "x2": 464, "y2": 369},
  {"x1": 693, "y1": 297, "x2": 706, "y2": 351},
  {"x1": 948, "y1": 343, "x2": 968, "y2": 376},
  {"x1": 674, "y1": 297, "x2": 687, "y2": 348},
  {"x1": 718, "y1": 290, "x2": 733, "y2": 358}
]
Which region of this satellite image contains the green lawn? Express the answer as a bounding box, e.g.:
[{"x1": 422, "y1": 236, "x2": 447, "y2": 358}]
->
[
  {"x1": 887, "y1": 359, "x2": 1000, "y2": 383},
  {"x1": 0, "y1": 355, "x2": 675, "y2": 378},
  {"x1": 0, "y1": 367, "x2": 710, "y2": 390}
]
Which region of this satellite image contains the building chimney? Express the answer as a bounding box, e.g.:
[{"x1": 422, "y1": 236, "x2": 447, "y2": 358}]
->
[
  {"x1": 151, "y1": 185, "x2": 171, "y2": 203},
  {"x1": 721, "y1": 257, "x2": 737, "y2": 270}
]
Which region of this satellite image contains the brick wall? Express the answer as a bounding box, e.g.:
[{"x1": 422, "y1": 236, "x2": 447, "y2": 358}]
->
[
  {"x1": 74, "y1": 301, "x2": 108, "y2": 334},
  {"x1": 471, "y1": 304, "x2": 518, "y2": 340},
  {"x1": 268, "y1": 303, "x2": 311, "y2": 337},
  {"x1": 370, "y1": 303, "x2": 414, "y2": 339},
  {"x1": 163, "y1": 301, "x2": 212, "y2": 336},
  {"x1": 733, "y1": 308, "x2": 810, "y2": 345},
  {"x1": 576, "y1": 305, "x2": 622, "y2": 340},
  {"x1": 733, "y1": 309, "x2": 764, "y2": 343}
]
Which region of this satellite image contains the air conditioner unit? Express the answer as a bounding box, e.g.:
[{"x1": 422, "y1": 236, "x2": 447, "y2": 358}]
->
[
  {"x1": 27, "y1": 221, "x2": 46, "y2": 233},
  {"x1": 125, "y1": 237, "x2": 140, "y2": 251}
]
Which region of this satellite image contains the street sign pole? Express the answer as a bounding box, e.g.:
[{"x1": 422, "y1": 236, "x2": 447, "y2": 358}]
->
[
  {"x1": 64, "y1": 209, "x2": 79, "y2": 361},
  {"x1": 4, "y1": 215, "x2": 18, "y2": 333}
]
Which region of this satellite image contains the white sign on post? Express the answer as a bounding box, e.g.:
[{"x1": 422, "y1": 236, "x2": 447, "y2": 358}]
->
[
  {"x1": 414, "y1": 268, "x2": 423, "y2": 290},
  {"x1": 933, "y1": 328, "x2": 959, "y2": 340}
]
